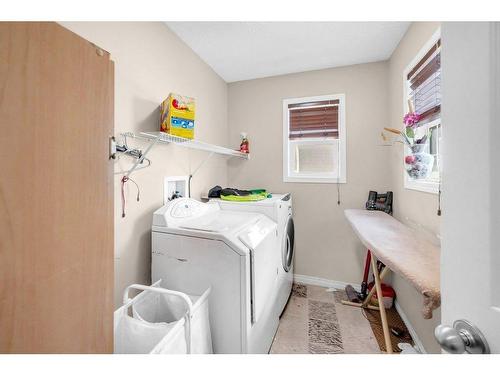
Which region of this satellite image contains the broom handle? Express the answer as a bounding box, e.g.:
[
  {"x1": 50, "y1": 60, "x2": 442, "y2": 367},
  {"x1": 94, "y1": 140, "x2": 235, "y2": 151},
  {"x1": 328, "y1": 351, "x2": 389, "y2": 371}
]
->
[{"x1": 360, "y1": 250, "x2": 372, "y2": 297}]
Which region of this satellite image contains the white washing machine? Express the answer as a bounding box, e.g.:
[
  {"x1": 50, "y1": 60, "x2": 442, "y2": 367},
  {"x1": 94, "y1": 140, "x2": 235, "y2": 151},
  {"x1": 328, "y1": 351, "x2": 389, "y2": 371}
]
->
[
  {"x1": 151, "y1": 198, "x2": 280, "y2": 353},
  {"x1": 211, "y1": 193, "x2": 294, "y2": 316}
]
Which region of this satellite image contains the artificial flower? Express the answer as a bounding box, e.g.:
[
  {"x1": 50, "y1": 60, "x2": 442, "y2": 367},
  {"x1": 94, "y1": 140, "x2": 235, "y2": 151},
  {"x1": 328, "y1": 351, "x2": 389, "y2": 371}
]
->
[{"x1": 403, "y1": 112, "x2": 421, "y2": 128}]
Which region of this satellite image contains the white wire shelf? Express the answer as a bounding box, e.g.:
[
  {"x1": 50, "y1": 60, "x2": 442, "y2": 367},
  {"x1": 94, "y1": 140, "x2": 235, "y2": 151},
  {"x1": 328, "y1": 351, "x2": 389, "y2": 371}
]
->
[
  {"x1": 119, "y1": 131, "x2": 249, "y2": 178},
  {"x1": 138, "y1": 131, "x2": 250, "y2": 159}
]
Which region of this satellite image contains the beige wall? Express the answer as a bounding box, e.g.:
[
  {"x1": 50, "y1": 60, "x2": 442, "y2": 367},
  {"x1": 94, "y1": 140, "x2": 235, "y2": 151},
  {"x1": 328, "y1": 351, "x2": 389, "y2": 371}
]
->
[
  {"x1": 228, "y1": 62, "x2": 392, "y2": 286},
  {"x1": 60, "y1": 22, "x2": 228, "y2": 307},
  {"x1": 388, "y1": 22, "x2": 442, "y2": 353}
]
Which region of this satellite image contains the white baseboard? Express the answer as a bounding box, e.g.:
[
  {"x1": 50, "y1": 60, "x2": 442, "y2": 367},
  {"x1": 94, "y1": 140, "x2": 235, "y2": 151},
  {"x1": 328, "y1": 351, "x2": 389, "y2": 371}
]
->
[
  {"x1": 293, "y1": 274, "x2": 361, "y2": 291},
  {"x1": 394, "y1": 300, "x2": 426, "y2": 354},
  {"x1": 294, "y1": 273, "x2": 426, "y2": 354}
]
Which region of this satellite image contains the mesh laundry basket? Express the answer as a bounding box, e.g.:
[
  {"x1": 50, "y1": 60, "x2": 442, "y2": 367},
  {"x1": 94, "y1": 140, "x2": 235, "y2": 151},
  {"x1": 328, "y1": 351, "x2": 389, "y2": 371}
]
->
[{"x1": 114, "y1": 281, "x2": 212, "y2": 354}]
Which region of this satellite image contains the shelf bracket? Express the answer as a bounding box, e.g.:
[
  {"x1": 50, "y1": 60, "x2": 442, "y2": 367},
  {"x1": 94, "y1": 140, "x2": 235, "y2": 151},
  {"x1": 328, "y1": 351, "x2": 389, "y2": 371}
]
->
[{"x1": 124, "y1": 136, "x2": 160, "y2": 178}]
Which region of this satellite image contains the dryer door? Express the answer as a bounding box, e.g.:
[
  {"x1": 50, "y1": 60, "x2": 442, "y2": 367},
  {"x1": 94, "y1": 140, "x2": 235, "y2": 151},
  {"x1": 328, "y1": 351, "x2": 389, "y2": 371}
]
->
[
  {"x1": 239, "y1": 218, "x2": 278, "y2": 324},
  {"x1": 283, "y1": 216, "x2": 295, "y2": 272}
]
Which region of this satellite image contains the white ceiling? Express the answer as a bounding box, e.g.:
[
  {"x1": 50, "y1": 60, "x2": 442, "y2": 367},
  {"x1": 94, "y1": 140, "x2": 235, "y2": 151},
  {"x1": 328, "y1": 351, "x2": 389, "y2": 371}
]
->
[{"x1": 166, "y1": 22, "x2": 410, "y2": 82}]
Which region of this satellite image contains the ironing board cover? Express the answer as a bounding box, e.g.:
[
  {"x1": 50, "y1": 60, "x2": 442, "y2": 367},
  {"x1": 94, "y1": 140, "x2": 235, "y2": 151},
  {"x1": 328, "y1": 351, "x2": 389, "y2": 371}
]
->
[{"x1": 344, "y1": 209, "x2": 440, "y2": 319}]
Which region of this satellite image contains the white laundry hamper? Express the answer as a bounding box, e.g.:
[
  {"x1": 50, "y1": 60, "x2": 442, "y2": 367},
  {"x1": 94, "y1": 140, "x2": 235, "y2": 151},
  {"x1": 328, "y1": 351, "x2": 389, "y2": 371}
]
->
[{"x1": 114, "y1": 280, "x2": 212, "y2": 354}]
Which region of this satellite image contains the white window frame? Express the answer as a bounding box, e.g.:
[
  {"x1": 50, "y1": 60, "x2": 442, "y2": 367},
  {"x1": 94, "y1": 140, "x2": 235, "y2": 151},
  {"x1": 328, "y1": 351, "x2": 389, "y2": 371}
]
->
[
  {"x1": 403, "y1": 28, "x2": 441, "y2": 194},
  {"x1": 283, "y1": 94, "x2": 346, "y2": 184}
]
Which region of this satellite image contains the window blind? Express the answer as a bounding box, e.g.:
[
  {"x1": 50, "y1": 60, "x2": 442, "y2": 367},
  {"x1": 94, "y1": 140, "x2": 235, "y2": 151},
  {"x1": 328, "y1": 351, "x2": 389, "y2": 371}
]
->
[
  {"x1": 288, "y1": 99, "x2": 339, "y2": 139},
  {"x1": 408, "y1": 39, "x2": 441, "y2": 124}
]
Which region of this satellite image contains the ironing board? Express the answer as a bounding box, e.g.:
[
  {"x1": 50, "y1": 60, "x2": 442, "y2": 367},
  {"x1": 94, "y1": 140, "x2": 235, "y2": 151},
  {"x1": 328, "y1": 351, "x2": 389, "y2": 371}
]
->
[{"x1": 342, "y1": 209, "x2": 440, "y2": 353}]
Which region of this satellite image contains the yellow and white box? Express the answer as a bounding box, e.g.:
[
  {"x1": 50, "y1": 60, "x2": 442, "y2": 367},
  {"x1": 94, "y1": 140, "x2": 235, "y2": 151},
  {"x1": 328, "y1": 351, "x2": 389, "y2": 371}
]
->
[{"x1": 160, "y1": 93, "x2": 195, "y2": 139}]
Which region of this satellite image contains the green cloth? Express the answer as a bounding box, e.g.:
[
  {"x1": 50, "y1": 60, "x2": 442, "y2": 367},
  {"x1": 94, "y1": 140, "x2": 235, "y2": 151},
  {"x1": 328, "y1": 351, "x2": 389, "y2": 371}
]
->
[
  {"x1": 249, "y1": 189, "x2": 267, "y2": 194},
  {"x1": 220, "y1": 191, "x2": 270, "y2": 202}
]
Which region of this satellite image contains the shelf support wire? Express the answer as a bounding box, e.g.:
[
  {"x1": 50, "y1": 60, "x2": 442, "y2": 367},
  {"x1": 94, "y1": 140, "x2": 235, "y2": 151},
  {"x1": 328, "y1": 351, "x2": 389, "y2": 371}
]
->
[
  {"x1": 191, "y1": 151, "x2": 215, "y2": 178},
  {"x1": 188, "y1": 151, "x2": 215, "y2": 198}
]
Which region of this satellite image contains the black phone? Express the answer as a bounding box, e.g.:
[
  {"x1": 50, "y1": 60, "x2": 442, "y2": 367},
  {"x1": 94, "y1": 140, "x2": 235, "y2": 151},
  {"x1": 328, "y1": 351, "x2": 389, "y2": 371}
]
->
[{"x1": 366, "y1": 191, "x2": 393, "y2": 215}]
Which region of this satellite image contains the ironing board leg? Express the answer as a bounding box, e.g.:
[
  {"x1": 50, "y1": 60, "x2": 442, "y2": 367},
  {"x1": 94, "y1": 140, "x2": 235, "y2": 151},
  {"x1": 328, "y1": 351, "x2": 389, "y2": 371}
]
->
[
  {"x1": 371, "y1": 256, "x2": 393, "y2": 354},
  {"x1": 361, "y1": 265, "x2": 390, "y2": 308}
]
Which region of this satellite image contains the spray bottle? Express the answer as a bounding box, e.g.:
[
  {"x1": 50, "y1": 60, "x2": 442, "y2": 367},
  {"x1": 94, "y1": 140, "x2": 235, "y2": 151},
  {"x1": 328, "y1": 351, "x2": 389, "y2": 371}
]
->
[{"x1": 239, "y1": 132, "x2": 249, "y2": 154}]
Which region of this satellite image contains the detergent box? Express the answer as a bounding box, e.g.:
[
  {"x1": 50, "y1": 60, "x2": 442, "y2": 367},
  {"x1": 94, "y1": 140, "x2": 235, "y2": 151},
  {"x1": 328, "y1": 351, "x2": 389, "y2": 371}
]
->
[{"x1": 160, "y1": 93, "x2": 195, "y2": 139}]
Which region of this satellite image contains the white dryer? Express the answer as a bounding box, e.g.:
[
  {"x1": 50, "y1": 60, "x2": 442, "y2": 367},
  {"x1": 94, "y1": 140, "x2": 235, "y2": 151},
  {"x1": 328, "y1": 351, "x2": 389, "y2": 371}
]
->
[
  {"x1": 211, "y1": 193, "x2": 294, "y2": 316},
  {"x1": 151, "y1": 198, "x2": 280, "y2": 353}
]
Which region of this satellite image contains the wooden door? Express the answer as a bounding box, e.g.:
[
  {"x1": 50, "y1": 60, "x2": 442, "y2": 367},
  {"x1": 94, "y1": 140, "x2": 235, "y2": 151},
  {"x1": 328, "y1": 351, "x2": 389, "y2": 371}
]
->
[{"x1": 0, "y1": 22, "x2": 114, "y2": 353}]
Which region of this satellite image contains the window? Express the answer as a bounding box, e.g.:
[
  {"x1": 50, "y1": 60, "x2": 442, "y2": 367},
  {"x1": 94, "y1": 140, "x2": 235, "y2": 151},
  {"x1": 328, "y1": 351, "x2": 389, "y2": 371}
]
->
[
  {"x1": 403, "y1": 29, "x2": 442, "y2": 194},
  {"x1": 283, "y1": 94, "x2": 346, "y2": 183}
]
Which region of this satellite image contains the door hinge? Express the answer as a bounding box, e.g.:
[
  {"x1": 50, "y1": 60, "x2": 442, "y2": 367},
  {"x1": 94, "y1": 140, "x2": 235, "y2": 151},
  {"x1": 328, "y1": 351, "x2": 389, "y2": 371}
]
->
[{"x1": 109, "y1": 136, "x2": 117, "y2": 160}]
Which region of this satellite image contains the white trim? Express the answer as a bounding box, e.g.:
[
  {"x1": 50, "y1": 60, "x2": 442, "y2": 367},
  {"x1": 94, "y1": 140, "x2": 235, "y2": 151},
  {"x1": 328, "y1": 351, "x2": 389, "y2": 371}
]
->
[
  {"x1": 294, "y1": 273, "x2": 426, "y2": 354},
  {"x1": 404, "y1": 176, "x2": 439, "y2": 195},
  {"x1": 293, "y1": 274, "x2": 361, "y2": 290},
  {"x1": 289, "y1": 103, "x2": 339, "y2": 110},
  {"x1": 394, "y1": 300, "x2": 427, "y2": 354},
  {"x1": 402, "y1": 27, "x2": 441, "y2": 195},
  {"x1": 283, "y1": 94, "x2": 346, "y2": 184},
  {"x1": 283, "y1": 176, "x2": 345, "y2": 184}
]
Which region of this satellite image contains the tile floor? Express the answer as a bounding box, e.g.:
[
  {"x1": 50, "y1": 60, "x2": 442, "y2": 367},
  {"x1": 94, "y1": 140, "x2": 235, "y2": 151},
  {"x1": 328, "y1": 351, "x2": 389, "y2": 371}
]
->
[{"x1": 270, "y1": 283, "x2": 381, "y2": 354}]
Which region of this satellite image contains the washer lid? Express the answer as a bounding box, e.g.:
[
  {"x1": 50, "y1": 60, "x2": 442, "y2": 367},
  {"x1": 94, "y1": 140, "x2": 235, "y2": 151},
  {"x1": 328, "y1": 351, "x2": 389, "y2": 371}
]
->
[
  {"x1": 180, "y1": 211, "x2": 260, "y2": 233},
  {"x1": 153, "y1": 198, "x2": 220, "y2": 228}
]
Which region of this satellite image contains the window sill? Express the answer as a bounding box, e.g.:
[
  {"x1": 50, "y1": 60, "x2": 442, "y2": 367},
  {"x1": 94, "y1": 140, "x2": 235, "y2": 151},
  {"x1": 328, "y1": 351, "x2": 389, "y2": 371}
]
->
[
  {"x1": 283, "y1": 176, "x2": 347, "y2": 184},
  {"x1": 404, "y1": 177, "x2": 439, "y2": 194}
]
